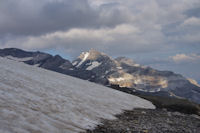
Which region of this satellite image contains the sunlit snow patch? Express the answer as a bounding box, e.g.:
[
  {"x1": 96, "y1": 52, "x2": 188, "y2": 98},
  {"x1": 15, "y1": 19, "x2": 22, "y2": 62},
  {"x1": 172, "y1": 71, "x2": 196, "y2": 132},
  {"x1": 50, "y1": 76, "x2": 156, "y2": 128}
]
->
[
  {"x1": 76, "y1": 52, "x2": 89, "y2": 67},
  {"x1": 86, "y1": 61, "x2": 101, "y2": 70}
]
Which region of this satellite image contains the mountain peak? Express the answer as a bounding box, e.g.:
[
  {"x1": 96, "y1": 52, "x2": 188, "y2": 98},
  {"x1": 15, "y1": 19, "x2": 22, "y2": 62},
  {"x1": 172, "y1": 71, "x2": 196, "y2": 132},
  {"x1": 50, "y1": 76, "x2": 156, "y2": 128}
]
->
[
  {"x1": 78, "y1": 49, "x2": 108, "y2": 61},
  {"x1": 73, "y1": 49, "x2": 117, "y2": 74}
]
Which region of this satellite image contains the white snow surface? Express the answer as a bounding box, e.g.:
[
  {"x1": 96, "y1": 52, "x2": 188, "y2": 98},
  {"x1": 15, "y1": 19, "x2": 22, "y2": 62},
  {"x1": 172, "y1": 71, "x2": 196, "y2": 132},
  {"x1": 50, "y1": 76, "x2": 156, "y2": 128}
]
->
[
  {"x1": 86, "y1": 61, "x2": 101, "y2": 70},
  {"x1": 0, "y1": 57, "x2": 155, "y2": 133},
  {"x1": 76, "y1": 52, "x2": 89, "y2": 67}
]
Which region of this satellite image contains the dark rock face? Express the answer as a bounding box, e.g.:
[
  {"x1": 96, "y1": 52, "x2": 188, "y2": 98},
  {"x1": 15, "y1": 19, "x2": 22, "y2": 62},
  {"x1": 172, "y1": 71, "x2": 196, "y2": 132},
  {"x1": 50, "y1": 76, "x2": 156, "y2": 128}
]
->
[
  {"x1": 1, "y1": 48, "x2": 200, "y2": 104},
  {"x1": 86, "y1": 109, "x2": 200, "y2": 133}
]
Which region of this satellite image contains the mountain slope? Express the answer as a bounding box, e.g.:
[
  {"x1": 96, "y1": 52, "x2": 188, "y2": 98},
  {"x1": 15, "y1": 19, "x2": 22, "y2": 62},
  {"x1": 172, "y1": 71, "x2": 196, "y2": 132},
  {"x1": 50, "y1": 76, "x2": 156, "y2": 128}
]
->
[{"x1": 0, "y1": 57, "x2": 155, "y2": 133}]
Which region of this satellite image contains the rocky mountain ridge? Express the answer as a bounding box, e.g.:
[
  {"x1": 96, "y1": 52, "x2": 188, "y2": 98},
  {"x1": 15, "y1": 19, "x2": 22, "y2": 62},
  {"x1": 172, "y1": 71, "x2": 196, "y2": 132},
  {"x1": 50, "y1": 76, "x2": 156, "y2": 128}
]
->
[
  {"x1": 1, "y1": 48, "x2": 200, "y2": 104},
  {"x1": 72, "y1": 49, "x2": 200, "y2": 104}
]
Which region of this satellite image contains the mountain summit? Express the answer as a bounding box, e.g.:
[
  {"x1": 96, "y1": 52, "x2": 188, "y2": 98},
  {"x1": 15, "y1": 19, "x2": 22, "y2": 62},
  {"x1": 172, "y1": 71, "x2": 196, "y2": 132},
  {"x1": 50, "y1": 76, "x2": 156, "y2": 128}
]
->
[
  {"x1": 1, "y1": 48, "x2": 200, "y2": 104},
  {"x1": 73, "y1": 49, "x2": 116, "y2": 69}
]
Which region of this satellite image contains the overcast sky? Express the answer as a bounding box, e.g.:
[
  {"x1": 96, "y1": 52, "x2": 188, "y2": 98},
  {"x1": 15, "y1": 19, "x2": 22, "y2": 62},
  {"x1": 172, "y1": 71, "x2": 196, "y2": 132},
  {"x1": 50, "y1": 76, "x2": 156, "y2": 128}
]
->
[{"x1": 0, "y1": 0, "x2": 200, "y2": 82}]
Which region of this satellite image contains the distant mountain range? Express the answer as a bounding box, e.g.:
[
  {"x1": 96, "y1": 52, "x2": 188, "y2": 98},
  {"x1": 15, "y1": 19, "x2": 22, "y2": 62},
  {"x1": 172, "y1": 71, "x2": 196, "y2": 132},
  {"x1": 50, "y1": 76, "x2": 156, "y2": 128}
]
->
[{"x1": 1, "y1": 48, "x2": 200, "y2": 104}]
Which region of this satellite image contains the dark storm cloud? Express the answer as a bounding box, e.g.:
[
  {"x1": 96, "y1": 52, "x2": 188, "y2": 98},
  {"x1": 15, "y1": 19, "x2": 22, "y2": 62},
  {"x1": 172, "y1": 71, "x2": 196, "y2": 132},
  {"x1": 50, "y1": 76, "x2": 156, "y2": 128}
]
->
[
  {"x1": 0, "y1": 0, "x2": 95, "y2": 35},
  {"x1": 185, "y1": 7, "x2": 200, "y2": 18},
  {"x1": 0, "y1": 0, "x2": 130, "y2": 36},
  {"x1": 1, "y1": 0, "x2": 199, "y2": 52},
  {"x1": 1, "y1": 0, "x2": 199, "y2": 54}
]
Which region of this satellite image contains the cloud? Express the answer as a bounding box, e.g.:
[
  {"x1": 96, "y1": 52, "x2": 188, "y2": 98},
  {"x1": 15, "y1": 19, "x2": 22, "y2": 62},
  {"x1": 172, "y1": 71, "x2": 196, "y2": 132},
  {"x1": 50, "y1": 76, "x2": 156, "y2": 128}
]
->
[
  {"x1": 0, "y1": 0, "x2": 199, "y2": 49},
  {"x1": 0, "y1": 0, "x2": 135, "y2": 36},
  {"x1": 2, "y1": 21, "x2": 169, "y2": 58},
  {"x1": 181, "y1": 17, "x2": 200, "y2": 26},
  {"x1": 0, "y1": 0, "x2": 199, "y2": 56},
  {"x1": 170, "y1": 53, "x2": 200, "y2": 63},
  {"x1": 0, "y1": 0, "x2": 96, "y2": 36},
  {"x1": 2, "y1": 24, "x2": 159, "y2": 56}
]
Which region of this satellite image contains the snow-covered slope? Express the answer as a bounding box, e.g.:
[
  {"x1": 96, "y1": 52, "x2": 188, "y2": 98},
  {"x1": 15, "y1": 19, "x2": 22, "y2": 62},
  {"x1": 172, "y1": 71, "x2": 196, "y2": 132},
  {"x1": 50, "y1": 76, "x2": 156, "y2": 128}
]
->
[{"x1": 0, "y1": 57, "x2": 155, "y2": 133}]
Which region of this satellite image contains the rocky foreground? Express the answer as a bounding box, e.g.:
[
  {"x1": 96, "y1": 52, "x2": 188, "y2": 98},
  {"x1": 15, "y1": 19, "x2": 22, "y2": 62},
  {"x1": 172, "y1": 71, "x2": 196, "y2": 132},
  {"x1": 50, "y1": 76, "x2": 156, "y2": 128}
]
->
[{"x1": 86, "y1": 109, "x2": 200, "y2": 133}]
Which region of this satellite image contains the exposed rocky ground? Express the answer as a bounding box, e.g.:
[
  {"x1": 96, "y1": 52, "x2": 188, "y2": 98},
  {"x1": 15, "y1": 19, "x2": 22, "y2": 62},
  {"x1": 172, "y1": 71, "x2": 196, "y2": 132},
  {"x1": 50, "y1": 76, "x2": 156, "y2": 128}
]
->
[{"x1": 86, "y1": 108, "x2": 200, "y2": 133}]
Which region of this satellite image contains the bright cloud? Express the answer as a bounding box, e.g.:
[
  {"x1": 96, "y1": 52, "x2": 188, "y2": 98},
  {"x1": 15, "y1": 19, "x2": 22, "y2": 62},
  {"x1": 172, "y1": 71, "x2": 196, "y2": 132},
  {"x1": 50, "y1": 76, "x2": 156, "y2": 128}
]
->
[
  {"x1": 170, "y1": 53, "x2": 200, "y2": 63},
  {"x1": 182, "y1": 17, "x2": 200, "y2": 26}
]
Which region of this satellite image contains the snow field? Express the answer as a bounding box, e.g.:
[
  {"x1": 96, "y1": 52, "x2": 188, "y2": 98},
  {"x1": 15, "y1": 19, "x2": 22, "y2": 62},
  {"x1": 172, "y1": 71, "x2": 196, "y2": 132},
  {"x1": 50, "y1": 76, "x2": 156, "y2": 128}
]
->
[{"x1": 0, "y1": 57, "x2": 155, "y2": 133}]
